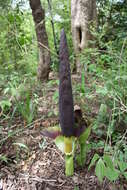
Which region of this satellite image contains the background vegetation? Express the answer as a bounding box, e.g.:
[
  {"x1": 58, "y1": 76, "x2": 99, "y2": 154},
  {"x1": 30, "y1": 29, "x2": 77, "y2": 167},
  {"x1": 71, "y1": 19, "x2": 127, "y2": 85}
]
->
[{"x1": 0, "y1": 0, "x2": 127, "y2": 186}]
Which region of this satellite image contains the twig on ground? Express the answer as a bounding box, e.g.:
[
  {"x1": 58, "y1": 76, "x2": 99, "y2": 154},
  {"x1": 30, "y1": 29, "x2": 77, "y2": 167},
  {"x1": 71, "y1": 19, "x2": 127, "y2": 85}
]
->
[{"x1": 30, "y1": 176, "x2": 57, "y2": 183}]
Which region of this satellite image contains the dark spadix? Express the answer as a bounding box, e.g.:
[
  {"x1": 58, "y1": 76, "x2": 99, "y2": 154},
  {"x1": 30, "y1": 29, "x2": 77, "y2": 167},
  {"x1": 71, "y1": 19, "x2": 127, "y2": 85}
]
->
[{"x1": 59, "y1": 29, "x2": 75, "y2": 137}]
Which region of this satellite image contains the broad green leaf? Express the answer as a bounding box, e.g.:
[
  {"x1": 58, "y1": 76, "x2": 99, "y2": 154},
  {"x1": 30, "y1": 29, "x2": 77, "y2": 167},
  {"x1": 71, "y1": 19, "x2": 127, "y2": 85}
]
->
[
  {"x1": 95, "y1": 158, "x2": 105, "y2": 182},
  {"x1": 55, "y1": 135, "x2": 64, "y2": 153},
  {"x1": 79, "y1": 126, "x2": 91, "y2": 144},
  {"x1": 88, "y1": 153, "x2": 100, "y2": 170},
  {"x1": 103, "y1": 154, "x2": 113, "y2": 170},
  {"x1": 118, "y1": 161, "x2": 127, "y2": 172},
  {"x1": 105, "y1": 167, "x2": 120, "y2": 181}
]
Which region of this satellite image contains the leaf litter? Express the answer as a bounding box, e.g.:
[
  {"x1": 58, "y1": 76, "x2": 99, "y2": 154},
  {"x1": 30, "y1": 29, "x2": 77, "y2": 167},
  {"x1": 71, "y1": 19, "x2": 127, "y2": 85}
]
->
[{"x1": 0, "y1": 73, "x2": 127, "y2": 190}]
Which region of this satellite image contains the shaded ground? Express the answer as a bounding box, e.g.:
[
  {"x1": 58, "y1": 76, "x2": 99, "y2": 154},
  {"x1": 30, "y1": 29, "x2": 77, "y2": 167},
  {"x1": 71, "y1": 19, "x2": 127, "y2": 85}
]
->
[{"x1": 0, "y1": 73, "x2": 127, "y2": 190}]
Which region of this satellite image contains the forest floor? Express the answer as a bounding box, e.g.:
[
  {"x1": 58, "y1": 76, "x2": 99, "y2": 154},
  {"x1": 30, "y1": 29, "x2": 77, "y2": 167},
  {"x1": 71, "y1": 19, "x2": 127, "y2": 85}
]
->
[{"x1": 0, "y1": 73, "x2": 127, "y2": 190}]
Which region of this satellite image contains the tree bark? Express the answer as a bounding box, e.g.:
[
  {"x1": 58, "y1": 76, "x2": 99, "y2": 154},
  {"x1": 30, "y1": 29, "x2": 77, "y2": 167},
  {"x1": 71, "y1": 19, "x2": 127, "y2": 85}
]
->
[
  {"x1": 29, "y1": 0, "x2": 50, "y2": 81},
  {"x1": 71, "y1": 0, "x2": 97, "y2": 72}
]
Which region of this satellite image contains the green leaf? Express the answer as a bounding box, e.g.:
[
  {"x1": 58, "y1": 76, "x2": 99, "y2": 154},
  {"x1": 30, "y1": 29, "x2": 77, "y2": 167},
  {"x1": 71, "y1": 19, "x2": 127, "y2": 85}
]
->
[
  {"x1": 88, "y1": 153, "x2": 100, "y2": 170},
  {"x1": 103, "y1": 154, "x2": 114, "y2": 170},
  {"x1": 123, "y1": 172, "x2": 127, "y2": 179},
  {"x1": 79, "y1": 126, "x2": 91, "y2": 144},
  {"x1": 0, "y1": 100, "x2": 12, "y2": 110},
  {"x1": 55, "y1": 135, "x2": 65, "y2": 153},
  {"x1": 118, "y1": 161, "x2": 127, "y2": 172},
  {"x1": 39, "y1": 138, "x2": 46, "y2": 149},
  {"x1": 88, "y1": 64, "x2": 96, "y2": 72},
  {"x1": 0, "y1": 155, "x2": 8, "y2": 163},
  {"x1": 8, "y1": 13, "x2": 14, "y2": 22},
  {"x1": 13, "y1": 142, "x2": 29, "y2": 150},
  {"x1": 105, "y1": 167, "x2": 120, "y2": 181},
  {"x1": 53, "y1": 91, "x2": 59, "y2": 103},
  {"x1": 115, "y1": 75, "x2": 127, "y2": 81},
  {"x1": 96, "y1": 86, "x2": 108, "y2": 96},
  {"x1": 4, "y1": 87, "x2": 10, "y2": 94},
  {"x1": 74, "y1": 186, "x2": 79, "y2": 190},
  {"x1": 97, "y1": 103, "x2": 107, "y2": 123},
  {"x1": 95, "y1": 158, "x2": 105, "y2": 182}
]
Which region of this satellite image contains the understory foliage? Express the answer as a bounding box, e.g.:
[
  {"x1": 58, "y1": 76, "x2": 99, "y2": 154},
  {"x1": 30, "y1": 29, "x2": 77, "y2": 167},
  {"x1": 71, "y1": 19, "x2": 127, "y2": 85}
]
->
[
  {"x1": 79, "y1": 0, "x2": 127, "y2": 182},
  {"x1": 0, "y1": 0, "x2": 127, "y2": 184}
]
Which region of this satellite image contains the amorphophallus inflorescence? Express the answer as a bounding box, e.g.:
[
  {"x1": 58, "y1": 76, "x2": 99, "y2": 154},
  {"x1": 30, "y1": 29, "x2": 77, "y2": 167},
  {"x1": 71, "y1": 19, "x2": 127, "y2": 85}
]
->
[{"x1": 42, "y1": 29, "x2": 91, "y2": 176}]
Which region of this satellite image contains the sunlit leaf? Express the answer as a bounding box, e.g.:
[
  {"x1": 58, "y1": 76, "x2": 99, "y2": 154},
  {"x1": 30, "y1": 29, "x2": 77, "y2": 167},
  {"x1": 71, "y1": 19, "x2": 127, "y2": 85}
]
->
[
  {"x1": 118, "y1": 161, "x2": 127, "y2": 172},
  {"x1": 95, "y1": 158, "x2": 105, "y2": 182},
  {"x1": 88, "y1": 153, "x2": 100, "y2": 170},
  {"x1": 103, "y1": 154, "x2": 114, "y2": 170},
  {"x1": 105, "y1": 167, "x2": 120, "y2": 181}
]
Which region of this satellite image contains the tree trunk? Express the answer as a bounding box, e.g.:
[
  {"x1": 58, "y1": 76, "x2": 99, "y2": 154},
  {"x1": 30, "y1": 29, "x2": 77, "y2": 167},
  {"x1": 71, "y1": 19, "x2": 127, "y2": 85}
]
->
[
  {"x1": 29, "y1": 0, "x2": 50, "y2": 81},
  {"x1": 47, "y1": 0, "x2": 58, "y2": 55},
  {"x1": 71, "y1": 0, "x2": 97, "y2": 72}
]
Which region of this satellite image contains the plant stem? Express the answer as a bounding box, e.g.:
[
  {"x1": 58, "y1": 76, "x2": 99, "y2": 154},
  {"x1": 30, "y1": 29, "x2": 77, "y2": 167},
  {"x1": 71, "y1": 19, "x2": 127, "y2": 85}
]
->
[{"x1": 65, "y1": 155, "x2": 74, "y2": 176}]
